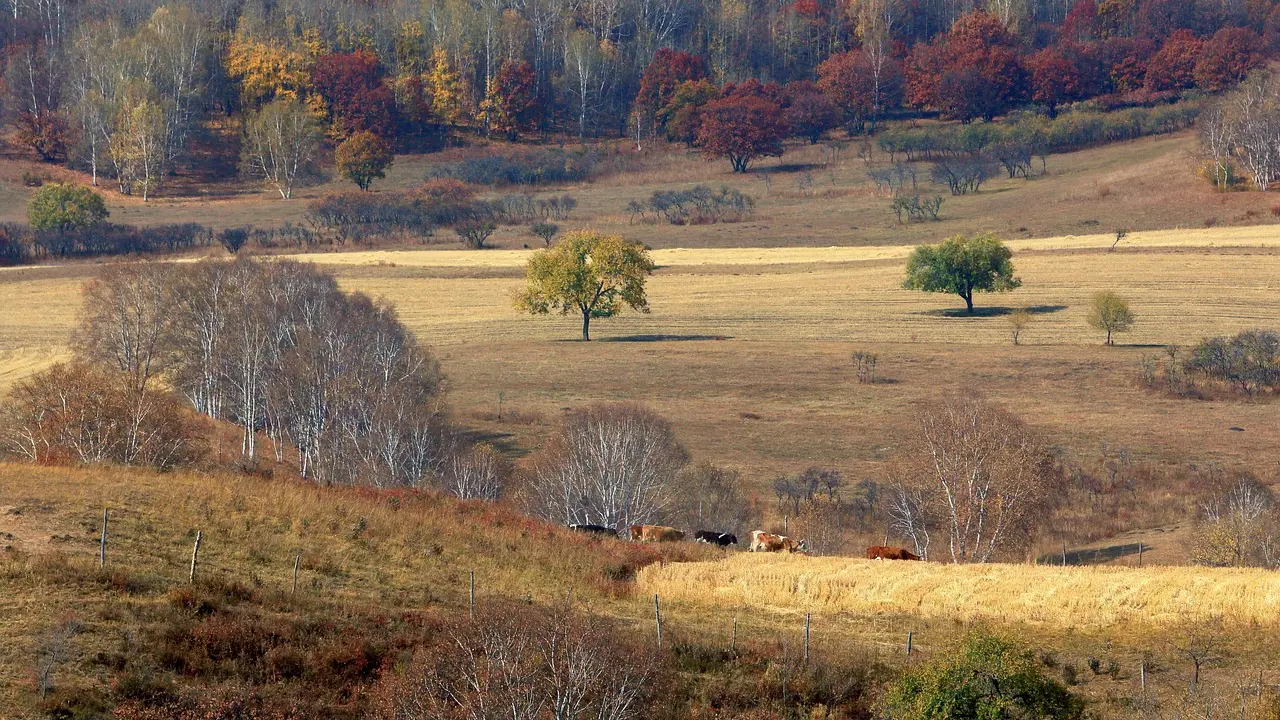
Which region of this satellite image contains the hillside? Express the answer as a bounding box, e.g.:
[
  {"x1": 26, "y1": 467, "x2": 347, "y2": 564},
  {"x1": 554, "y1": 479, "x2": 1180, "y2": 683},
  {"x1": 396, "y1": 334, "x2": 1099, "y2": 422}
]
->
[
  {"x1": 3, "y1": 463, "x2": 1278, "y2": 719},
  {"x1": 0, "y1": 463, "x2": 720, "y2": 718}
]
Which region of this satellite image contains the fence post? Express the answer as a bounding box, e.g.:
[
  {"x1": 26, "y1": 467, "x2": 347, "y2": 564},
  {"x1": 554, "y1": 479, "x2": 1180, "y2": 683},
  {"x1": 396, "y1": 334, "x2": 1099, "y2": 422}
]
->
[
  {"x1": 1061, "y1": 541, "x2": 1067, "y2": 567},
  {"x1": 189, "y1": 530, "x2": 202, "y2": 584},
  {"x1": 654, "y1": 594, "x2": 663, "y2": 649},
  {"x1": 1140, "y1": 662, "x2": 1146, "y2": 698},
  {"x1": 1138, "y1": 542, "x2": 1144, "y2": 568},
  {"x1": 469, "y1": 570, "x2": 476, "y2": 619},
  {"x1": 803, "y1": 612, "x2": 811, "y2": 666},
  {"x1": 291, "y1": 553, "x2": 300, "y2": 596},
  {"x1": 731, "y1": 616, "x2": 737, "y2": 653},
  {"x1": 98, "y1": 509, "x2": 108, "y2": 569},
  {"x1": 907, "y1": 631, "x2": 913, "y2": 656}
]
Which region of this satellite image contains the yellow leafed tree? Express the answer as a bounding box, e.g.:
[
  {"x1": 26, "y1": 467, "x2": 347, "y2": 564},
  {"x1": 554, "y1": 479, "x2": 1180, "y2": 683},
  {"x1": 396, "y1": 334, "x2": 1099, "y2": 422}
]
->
[
  {"x1": 226, "y1": 26, "x2": 319, "y2": 110},
  {"x1": 426, "y1": 48, "x2": 470, "y2": 126}
]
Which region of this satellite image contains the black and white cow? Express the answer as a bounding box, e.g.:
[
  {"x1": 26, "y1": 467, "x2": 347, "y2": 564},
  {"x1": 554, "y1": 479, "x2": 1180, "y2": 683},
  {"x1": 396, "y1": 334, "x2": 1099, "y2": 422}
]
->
[{"x1": 694, "y1": 530, "x2": 738, "y2": 547}]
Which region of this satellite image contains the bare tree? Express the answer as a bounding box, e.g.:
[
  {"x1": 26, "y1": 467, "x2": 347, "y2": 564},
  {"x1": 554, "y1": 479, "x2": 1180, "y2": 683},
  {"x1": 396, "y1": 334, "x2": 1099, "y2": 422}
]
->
[
  {"x1": 1173, "y1": 614, "x2": 1226, "y2": 693},
  {"x1": 74, "y1": 262, "x2": 172, "y2": 393},
  {"x1": 241, "y1": 98, "x2": 322, "y2": 199},
  {"x1": 528, "y1": 403, "x2": 688, "y2": 530},
  {"x1": 444, "y1": 443, "x2": 507, "y2": 501},
  {"x1": 671, "y1": 462, "x2": 759, "y2": 534},
  {"x1": 1193, "y1": 472, "x2": 1278, "y2": 568},
  {"x1": 888, "y1": 394, "x2": 1061, "y2": 563}
]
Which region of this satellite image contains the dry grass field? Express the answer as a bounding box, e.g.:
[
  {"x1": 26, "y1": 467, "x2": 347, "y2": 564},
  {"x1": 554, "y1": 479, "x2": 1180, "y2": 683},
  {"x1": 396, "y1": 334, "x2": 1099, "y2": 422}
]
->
[{"x1": 638, "y1": 553, "x2": 1280, "y2": 630}]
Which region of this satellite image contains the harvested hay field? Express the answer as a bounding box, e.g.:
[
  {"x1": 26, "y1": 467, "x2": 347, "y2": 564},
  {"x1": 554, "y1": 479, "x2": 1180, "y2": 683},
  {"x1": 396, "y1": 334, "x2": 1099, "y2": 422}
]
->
[{"x1": 637, "y1": 553, "x2": 1280, "y2": 629}]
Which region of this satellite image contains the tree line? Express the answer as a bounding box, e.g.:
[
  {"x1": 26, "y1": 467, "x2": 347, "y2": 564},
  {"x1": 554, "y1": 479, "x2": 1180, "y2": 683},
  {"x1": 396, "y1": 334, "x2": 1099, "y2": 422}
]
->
[
  {"x1": 3, "y1": 0, "x2": 1276, "y2": 194},
  {"x1": 1, "y1": 259, "x2": 473, "y2": 490}
]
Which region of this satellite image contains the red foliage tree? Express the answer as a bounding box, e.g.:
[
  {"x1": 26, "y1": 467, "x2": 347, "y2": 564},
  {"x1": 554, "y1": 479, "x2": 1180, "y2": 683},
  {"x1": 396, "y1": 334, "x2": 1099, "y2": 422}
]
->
[
  {"x1": 311, "y1": 50, "x2": 397, "y2": 138},
  {"x1": 637, "y1": 49, "x2": 710, "y2": 115},
  {"x1": 1144, "y1": 30, "x2": 1204, "y2": 91},
  {"x1": 904, "y1": 11, "x2": 1026, "y2": 121},
  {"x1": 1028, "y1": 45, "x2": 1084, "y2": 117},
  {"x1": 484, "y1": 60, "x2": 539, "y2": 139},
  {"x1": 697, "y1": 94, "x2": 788, "y2": 172},
  {"x1": 659, "y1": 79, "x2": 721, "y2": 145},
  {"x1": 723, "y1": 78, "x2": 786, "y2": 104},
  {"x1": 1062, "y1": 0, "x2": 1099, "y2": 42},
  {"x1": 782, "y1": 81, "x2": 839, "y2": 143},
  {"x1": 1096, "y1": 36, "x2": 1157, "y2": 94},
  {"x1": 817, "y1": 48, "x2": 902, "y2": 133},
  {"x1": 905, "y1": 40, "x2": 946, "y2": 109},
  {"x1": 1194, "y1": 26, "x2": 1264, "y2": 91}
]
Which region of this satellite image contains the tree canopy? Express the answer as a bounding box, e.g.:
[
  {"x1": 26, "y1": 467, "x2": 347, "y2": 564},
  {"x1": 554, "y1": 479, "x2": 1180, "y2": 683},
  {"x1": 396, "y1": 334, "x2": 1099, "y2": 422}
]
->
[
  {"x1": 697, "y1": 93, "x2": 789, "y2": 173},
  {"x1": 902, "y1": 232, "x2": 1021, "y2": 312},
  {"x1": 1086, "y1": 291, "x2": 1135, "y2": 345},
  {"x1": 335, "y1": 131, "x2": 394, "y2": 191},
  {"x1": 885, "y1": 632, "x2": 1083, "y2": 720},
  {"x1": 514, "y1": 230, "x2": 654, "y2": 341},
  {"x1": 27, "y1": 183, "x2": 109, "y2": 231}
]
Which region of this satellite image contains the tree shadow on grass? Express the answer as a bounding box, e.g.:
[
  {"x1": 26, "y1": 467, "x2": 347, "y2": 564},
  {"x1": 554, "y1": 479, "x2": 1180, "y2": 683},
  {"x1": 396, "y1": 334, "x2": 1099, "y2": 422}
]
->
[
  {"x1": 756, "y1": 162, "x2": 825, "y2": 174},
  {"x1": 917, "y1": 305, "x2": 1068, "y2": 318},
  {"x1": 458, "y1": 429, "x2": 526, "y2": 457},
  {"x1": 598, "y1": 334, "x2": 733, "y2": 342},
  {"x1": 1036, "y1": 542, "x2": 1148, "y2": 566}
]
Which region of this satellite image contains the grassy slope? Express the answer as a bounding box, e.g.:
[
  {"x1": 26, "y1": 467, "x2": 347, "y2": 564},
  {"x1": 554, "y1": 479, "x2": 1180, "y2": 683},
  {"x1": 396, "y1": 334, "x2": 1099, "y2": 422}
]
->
[
  {"x1": 3, "y1": 463, "x2": 1278, "y2": 720},
  {"x1": 0, "y1": 463, "x2": 714, "y2": 717}
]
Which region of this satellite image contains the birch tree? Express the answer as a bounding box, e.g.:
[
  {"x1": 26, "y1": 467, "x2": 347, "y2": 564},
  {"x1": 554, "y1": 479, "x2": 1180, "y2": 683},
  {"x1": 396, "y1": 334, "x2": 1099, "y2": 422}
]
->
[
  {"x1": 528, "y1": 403, "x2": 688, "y2": 529},
  {"x1": 241, "y1": 98, "x2": 321, "y2": 199},
  {"x1": 888, "y1": 394, "x2": 1059, "y2": 563}
]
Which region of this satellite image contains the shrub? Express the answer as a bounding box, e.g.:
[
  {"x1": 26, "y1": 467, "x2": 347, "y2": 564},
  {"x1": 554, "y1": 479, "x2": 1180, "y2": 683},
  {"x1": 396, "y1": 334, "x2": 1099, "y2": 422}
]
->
[
  {"x1": 454, "y1": 218, "x2": 497, "y2": 249},
  {"x1": 884, "y1": 633, "x2": 1084, "y2": 720},
  {"x1": 931, "y1": 156, "x2": 997, "y2": 195},
  {"x1": 529, "y1": 221, "x2": 558, "y2": 246},
  {"x1": 27, "y1": 183, "x2": 109, "y2": 231},
  {"x1": 218, "y1": 227, "x2": 251, "y2": 254},
  {"x1": 890, "y1": 194, "x2": 943, "y2": 223},
  {"x1": 630, "y1": 185, "x2": 755, "y2": 225},
  {"x1": 1184, "y1": 329, "x2": 1280, "y2": 395},
  {"x1": 336, "y1": 131, "x2": 394, "y2": 191}
]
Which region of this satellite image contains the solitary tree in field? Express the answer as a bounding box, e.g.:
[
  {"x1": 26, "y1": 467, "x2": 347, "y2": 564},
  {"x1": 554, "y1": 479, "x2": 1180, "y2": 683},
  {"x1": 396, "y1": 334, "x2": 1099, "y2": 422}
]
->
[
  {"x1": 514, "y1": 230, "x2": 654, "y2": 341},
  {"x1": 1086, "y1": 291, "x2": 1134, "y2": 345},
  {"x1": 902, "y1": 232, "x2": 1021, "y2": 313},
  {"x1": 1006, "y1": 307, "x2": 1032, "y2": 345},
  {"x1": 335, "y1": 130, "x2": 393, "y2": 191},
  {"x1": 697, "y1": 94, "x2": 788, "y2": 173},
  {"x1": 27, "y1": 183, "x2": 108, "y2": 231}
]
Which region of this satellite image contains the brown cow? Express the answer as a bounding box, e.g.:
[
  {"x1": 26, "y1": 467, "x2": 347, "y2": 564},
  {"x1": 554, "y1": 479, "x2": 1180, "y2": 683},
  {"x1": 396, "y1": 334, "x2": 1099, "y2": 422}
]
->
[
  {"x1": 630, "y1": 524, "x2": 685, "y2": 542},
  {"x1": 749, "y1": 530, "x2": 807, "y2": 553},
  {"x1": 865, "y1": 545, "x2": 921, "y2": 561}
]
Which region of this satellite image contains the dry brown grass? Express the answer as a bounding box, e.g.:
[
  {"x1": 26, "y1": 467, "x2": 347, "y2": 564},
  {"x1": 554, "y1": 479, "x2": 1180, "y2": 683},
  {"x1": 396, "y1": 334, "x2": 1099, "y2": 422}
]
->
[
  {"x1": 637, "y1": 553, "x2": 1280, "y2": 630},
  {"x1": 0, "y1": 462, "x2": 712, "y2": 714}
]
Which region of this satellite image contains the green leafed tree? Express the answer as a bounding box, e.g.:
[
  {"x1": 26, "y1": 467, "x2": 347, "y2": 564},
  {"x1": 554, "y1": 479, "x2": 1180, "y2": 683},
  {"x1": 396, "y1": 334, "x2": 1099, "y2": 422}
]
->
[
  {"x1": 514, "y1": 230, "x2": 655, "y2": 341},
  {"x1": 902, "y1": 232, "x2": 1021, "y2": 313},
  {"x1": 335, "y1": 130, "x2": 394, "y2": 191},
  {"x1": 27, "y1": 183, "x2": 109, "y2": 231},
  {"x1": 884, "y1": 632, "x2": 1084, "y2": 720},
  {"x1": 1086, "y1": 291, "x2": 1135, "y2": 345}
]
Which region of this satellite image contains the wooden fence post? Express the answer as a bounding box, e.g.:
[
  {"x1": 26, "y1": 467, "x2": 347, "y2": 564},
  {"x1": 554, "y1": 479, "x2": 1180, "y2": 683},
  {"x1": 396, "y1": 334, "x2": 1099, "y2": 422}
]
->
[
  {"x1": 731, "y1": 616, "x2": 737, "y2": 653},
  {"x1": 803, "y1": 612, "x2": 811, "y2": 666},
  {"x1": 1140, "y1": 662, "x2": 1146, "y2": 698},
  {"x1": 469, "y1": 570, "x2": 476, "y2": 619},
  {"x1": 1061, "y1": 541, "x2": 1067, "y2": 567},
  {"x1": 907, "y1": 631, "x2": 913, "y2": 656},
  {"x1": 1138, "y1": 542, "x2": 1144, "y2": 568},
  {"x1": 654, "y1": 594, "x2": 663, "y2": 649},
  {"x1": 291, "y1": 553, "x2": 300, "y2": 596},
  {"x1": 189, "y1": 530, "x2": 202, "y2": 584},
  {"x1": 98, "y1": 509, "x2": 108, "y2": 569}
]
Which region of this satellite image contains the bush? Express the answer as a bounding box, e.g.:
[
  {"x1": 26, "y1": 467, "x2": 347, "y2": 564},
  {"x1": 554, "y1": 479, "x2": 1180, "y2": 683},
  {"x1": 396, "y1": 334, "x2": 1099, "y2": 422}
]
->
[
  {"x1": 427, "y1": 148, "x2": 602, "y2": 186},
  {"x1": 454, "y1": 218, "x2": 497, "y2": 249},
  {"x1": 1185, "y1": 329, "x2": 1280, "y2": 395},
  {"x1": 629, "y1": 185, "x2": 755, "y2": 225},
  {"x1": 931, "y1": 156, "x2": 997, "y2": 195},
  {"x1": 890, "y1": 194, "x2": 943, "y2": 223},
  {"x1": 0, "y1": 222, "x2": 212, "y2": 264},
  {"x1": 27, "y1": 183, "x2": 109, "y2": 231},
  {"x1": 884, "y1": 633, "x2": 1084, "y2": 720}
]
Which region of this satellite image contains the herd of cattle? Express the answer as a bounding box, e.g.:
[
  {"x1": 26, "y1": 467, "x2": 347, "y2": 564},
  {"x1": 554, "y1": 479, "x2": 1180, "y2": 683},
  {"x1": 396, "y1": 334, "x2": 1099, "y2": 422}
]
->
[{"x1": 568, "y1": 523, "x2": 923, "y2": 560}]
